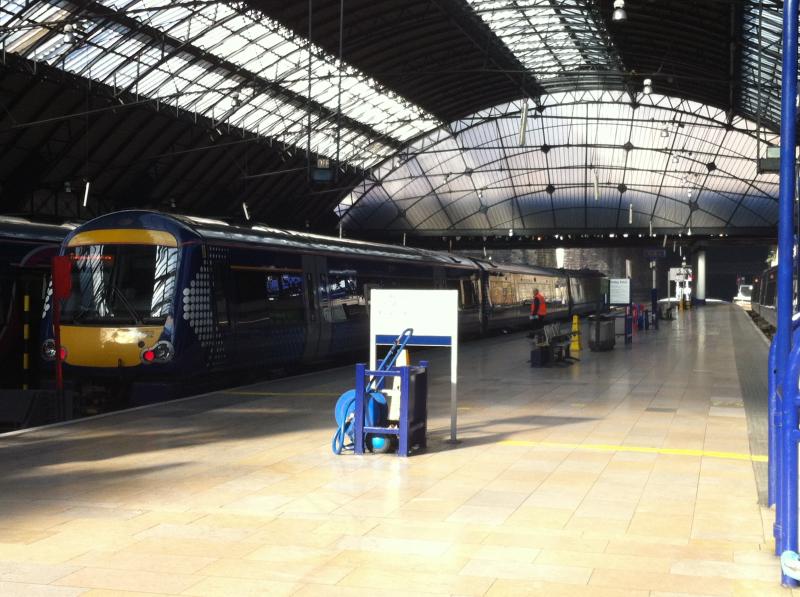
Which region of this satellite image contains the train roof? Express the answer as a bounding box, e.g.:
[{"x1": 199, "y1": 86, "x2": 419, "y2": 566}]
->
[
  {"x1": 70, "y1": 211, "x2": 479, "y2": 269},
  {"x1": 0, "y1": 216, "x2": 78, "y2": 242},
  {"x1": 472, "y1": 258, "x2": 606, "y2": 279}
]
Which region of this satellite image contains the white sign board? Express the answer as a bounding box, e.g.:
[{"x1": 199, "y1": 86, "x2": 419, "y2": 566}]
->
[
  {"x1": 609, "y1": 278, "x2": 631, "y2": 305},
  {"x1": 370, "y1": 289, "x2": 459, "y2": 441}
]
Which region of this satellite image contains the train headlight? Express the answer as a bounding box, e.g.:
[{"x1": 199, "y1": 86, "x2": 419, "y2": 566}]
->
[
  {"x1": 41, "y1": 340, "x2": 67, "y2": 361},
  {"x1": 141, "y1": 341, "x2": 174, "y2": 364},
  {"x1": 42, "y1": 339, "x2": 56, "y2": 361}
]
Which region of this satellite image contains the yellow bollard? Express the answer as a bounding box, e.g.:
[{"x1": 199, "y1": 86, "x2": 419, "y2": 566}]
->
[{"x1": 570, "y1": 314, "x2": 581, "y2": 352}]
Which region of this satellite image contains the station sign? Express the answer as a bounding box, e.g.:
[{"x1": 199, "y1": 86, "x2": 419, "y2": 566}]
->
[{"x1": 609, "y1": 278, "x2": 631, "y2": 305}]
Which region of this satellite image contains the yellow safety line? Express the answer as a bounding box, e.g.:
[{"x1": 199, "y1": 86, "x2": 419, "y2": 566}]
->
[
  {"x1": 499, "y1": 439, "x2": 768, "y2": 462},
  {"x1": 226, "y1": 391, "x2": 339, "y2": 397}
]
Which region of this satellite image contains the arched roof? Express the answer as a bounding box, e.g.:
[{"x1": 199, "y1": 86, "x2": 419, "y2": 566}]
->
[
  {"x1": 338, "y1": 90, "x2": 779, "y2": 235},
  {"x1": 0, "y1": 0, "x2": 791, "y2": 232}
]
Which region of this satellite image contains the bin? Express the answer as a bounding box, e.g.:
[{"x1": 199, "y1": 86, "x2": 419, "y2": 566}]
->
[
  {"x1": 588, "y1": 315, "x2": 615, "y2": 351},
  {"x1": 658, "y1": 302, "x2": 674, "y2": 320}
]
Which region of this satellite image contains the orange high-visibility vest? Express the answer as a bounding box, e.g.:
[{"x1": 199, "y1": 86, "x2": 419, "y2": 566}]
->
[{"x1": 531, "y1": 292, "x2": 547, "y2": 316}]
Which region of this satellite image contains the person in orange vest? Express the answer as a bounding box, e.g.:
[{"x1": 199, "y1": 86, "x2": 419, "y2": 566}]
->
[{"x1": 530, "y1": 288, "x2": 547, "y2": 338}]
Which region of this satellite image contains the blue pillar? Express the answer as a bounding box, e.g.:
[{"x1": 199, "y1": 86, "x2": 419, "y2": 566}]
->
[
  {"x1": 770, "y1": 337, "x2": 779, "y2": 508},
  {"x1": 776, "y1": 0, "x2": 799, "y2": 586},
  {"x1": 776, "y1": 0, "x2": 798, "y2": 393}
]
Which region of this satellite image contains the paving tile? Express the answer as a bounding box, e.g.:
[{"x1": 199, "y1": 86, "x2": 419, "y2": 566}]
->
[{"x1": 0, "y1": 305, "x2": 780, "y2": 595}]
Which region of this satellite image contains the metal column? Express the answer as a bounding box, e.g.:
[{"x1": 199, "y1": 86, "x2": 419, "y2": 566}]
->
[{"x1": 775, "y1": 0, "x2": 799, "y2": 586}]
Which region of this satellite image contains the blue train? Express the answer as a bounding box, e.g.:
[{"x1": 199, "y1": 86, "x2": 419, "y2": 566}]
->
[
  {"x1": 42, "y1": 211, "x2": 607, "y2": 407},
  {"x1": 0, "y1": 217, "x2": 75, "y2": 390}
]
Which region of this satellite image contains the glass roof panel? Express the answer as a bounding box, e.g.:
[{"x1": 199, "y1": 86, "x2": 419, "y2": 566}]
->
[
  {"x1": 464, "y1": 0, "x2": 618, "y2": 79},
  {"x1": 341, "y1": 91, "x2": 779, "y2": 233},
  {"x1": 0, "y1": 0, "x2": 440, "y2": 169}
]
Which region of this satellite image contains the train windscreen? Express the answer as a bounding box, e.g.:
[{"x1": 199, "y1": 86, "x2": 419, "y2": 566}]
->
[{"x1": 62, "y1": 244, "x2": 178, "y2": 324}]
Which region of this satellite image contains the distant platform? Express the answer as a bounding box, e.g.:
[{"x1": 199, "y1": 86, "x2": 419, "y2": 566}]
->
[{"x1": 0, "y1": 304, "x2": 779, "y2": 595}]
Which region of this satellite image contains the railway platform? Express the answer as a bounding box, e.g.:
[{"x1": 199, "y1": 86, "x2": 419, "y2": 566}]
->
[{"x1": 0, "y1": 304, "x2": 783, "y2": 596}]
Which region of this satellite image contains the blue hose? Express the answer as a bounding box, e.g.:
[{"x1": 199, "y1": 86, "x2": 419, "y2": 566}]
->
[{"x1": 331, "y1": 389, "x2": 387, "y2": 454}]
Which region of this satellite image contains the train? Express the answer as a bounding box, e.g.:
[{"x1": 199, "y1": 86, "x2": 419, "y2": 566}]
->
[
  {"x1": 41, "y1": 210, "x2": 608, "y2": 408},
  {"x1": 750, "y1": 266, "x2": 777, "y2": 327},
  {"x1": 0, "y1": 217, "x2": 75, "y2": 390}
]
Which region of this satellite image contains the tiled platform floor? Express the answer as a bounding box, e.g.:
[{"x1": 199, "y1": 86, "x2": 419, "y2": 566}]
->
[{"x1": 0, "y1": 304, "x2": 786, "y2": 596}]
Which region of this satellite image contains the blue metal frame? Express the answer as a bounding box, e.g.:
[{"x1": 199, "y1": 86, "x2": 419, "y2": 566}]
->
[{"x1": 353, "y1": 361, "x2": 428, "y2": 457}]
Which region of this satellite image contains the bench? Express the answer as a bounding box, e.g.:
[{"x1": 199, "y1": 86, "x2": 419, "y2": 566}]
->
[{"x1": 530, "y1": 323, "x2": 574, "y2": 367}]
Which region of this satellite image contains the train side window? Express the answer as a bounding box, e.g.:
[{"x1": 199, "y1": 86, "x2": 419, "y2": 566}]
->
[
  {"x1": 265, "y1": 273, "x2": 304, "y2": 323},
  {"x1": 212, "y1": 264, "x2": 229, "y2": 326},
  {"x1": 233, "y1": 269, "x2": 269, "y2": 324}
]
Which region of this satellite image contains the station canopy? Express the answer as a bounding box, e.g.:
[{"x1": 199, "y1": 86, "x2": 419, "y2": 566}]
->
[
  {"x1": 0, "y1": 0, "x2": 791, "y2": 233},
  {"x1": 337, "y1": 90, "x2": 780, "y2": 235}
]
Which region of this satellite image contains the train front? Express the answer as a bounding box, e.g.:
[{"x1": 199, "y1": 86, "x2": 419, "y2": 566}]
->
[{"x1": 42, "y1": 214, "x2": 188, "y2": 407}]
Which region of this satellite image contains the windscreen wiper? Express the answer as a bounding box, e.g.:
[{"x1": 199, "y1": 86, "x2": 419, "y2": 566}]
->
[{"x1": 109, "y1": 284, "x2": 142, "y2": 325}]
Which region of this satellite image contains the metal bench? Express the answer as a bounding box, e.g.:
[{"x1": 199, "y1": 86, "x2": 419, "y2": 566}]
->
[{"x1": 530, "y1": 322, "x2": 574, "y2": 366}]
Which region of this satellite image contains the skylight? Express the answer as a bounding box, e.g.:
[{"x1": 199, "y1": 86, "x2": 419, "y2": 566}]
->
[{"x1": 0, "y1": 0, "x2": 439, "y2": 168}]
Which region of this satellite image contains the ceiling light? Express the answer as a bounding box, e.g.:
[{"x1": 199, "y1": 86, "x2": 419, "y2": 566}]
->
[
  {"x1": 672, "y1": 155, "x2": 679, "y2": 164},
  {"x1": 613, "y1": 0, "x2": 627, "y2": 22},
  {"x1": 662, "y1": 234, "x2": 667, "y2": 248},
  {"x1": 63, "y1": 23, "x2": 75, "y2": 44},
  {"x1": 519, "y1": 101, "x2": 528, "y2": 146},
  {"x1": 82, "y1": 180, "x2": 90, "y2": 207},
  {"x1": 642, "y1": 78, "x2": 652, "y2": 95},
  {"x1": 242, "y1": 202, "x2": 250, "y2": 220},
  {"x1": 660, "y1": 127, "x2": 669, "y2": 138},
  {"x1": 687, "y1": 227, "x2": 692, "y2": 236},
  {"x1": 628, "y1": 203, "x2": 633, "y2": 225},
  {"x1": 508, "y1": 228, "x2": 514, "y2": 237}
]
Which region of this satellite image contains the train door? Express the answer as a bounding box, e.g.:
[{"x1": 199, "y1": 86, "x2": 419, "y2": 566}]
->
[
  {"x1": 301, "y1": 254, "x2": 332, "y2": 362},
  {"x1": 433, "y1": 266, "x2": 446, "y2": 289}
]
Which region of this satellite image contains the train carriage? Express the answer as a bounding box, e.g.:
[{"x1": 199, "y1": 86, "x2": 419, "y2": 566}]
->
[
  {"x1": 41, "y1": 210, "x2": 607, "y2": 408},
  {"x1": 0, "y1": 217, "x2": 75, "y2": 389}
]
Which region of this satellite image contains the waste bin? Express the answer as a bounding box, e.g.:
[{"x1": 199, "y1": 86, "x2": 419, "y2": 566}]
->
[
  {"x1": 658, "y1": 302, "x2": 674, "y2": 320},
  {"x1": 588, "y1": 315, "x2": 615, "y2": 351}
]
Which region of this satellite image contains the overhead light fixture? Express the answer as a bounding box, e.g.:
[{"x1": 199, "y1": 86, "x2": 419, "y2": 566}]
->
[
  {"x1": 672, "y1": 155, "x2": 679, "y2": 164},
  {"x1": 518, "y1": 101, "x2": 529, "y2": 146},
  {"x1": 478, "y1": 189, "x2": 483, "y2": 199},
  {"x1": 649, "y1": 220, "x2": 653, "y2": 236},
  {"x1": 64, "y1": 181, "x2": 72, "y2": 194},
  {"x1": 63, "y1": 23, "x2": 75, "y2": 44},
  {"x1": 82, "y1": 180, "x2": 90, "y2": 207},
  {"x1": 231, "y1": 91, "x2": 241, "y2": 108},
  {"x1": 628, "y1": 203, "x2": 633, "y2": 224},
  {"x1": 660, "y1": 127, "x2": 669, "y2": 138},
  {"x1": 643, "y1": 78, "x2": 653, "y2": 95},
  {"x1": 687, "y1": 227, "x2": 692, "y2": 236},
  {"x1": 242, "y1": 202, "x2": 250, "y2": 220},
  {"x1": 613, "y1": 0, "x2": 627, "y2": 22},
  {"x1": 662, "y1": 234, "x2": 667, "y2": 248},
  {"x1": 508, "y1": 228, "x2": 514, "y2": 237}
]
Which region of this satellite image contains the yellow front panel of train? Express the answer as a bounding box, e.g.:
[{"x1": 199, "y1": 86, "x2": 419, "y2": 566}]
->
[{"x1": 61, "y1": 326, "x2": 164, "y2": 367}]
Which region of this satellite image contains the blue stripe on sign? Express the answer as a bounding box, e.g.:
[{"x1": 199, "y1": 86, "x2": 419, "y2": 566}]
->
[{"x1": 375, "y1": 334, "x2": 452, "y2": 346}]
